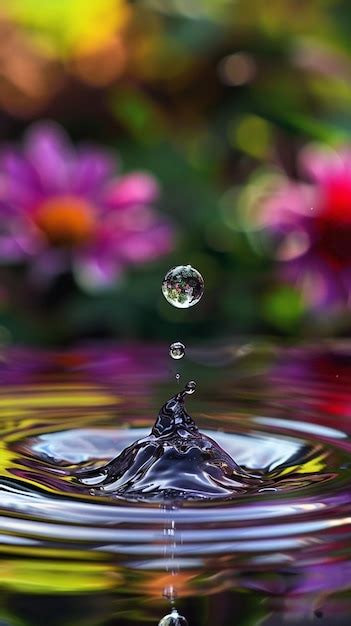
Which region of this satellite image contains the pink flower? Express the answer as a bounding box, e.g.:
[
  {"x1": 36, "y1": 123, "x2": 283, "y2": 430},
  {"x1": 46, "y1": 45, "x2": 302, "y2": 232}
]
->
[
  {"x1": 260, "y1": 145, "x2": 351, "y2": 310},
  {"x1": 0, "y1": 121, "x2": 173, "y2": 290}
]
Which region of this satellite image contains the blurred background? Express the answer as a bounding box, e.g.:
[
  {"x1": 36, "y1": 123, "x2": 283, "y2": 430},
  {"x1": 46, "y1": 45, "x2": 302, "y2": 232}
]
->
[{"x1": 0, "y1": 0, "x2": 351, "y2": 345}]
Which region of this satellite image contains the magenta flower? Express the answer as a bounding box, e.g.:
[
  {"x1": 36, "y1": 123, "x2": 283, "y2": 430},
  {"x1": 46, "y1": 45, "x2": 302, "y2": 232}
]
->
[
  {"x1": 0, "y1": 122, "x2": 173, "y2": 290},
  {"x1": 260, "y1": 145, "x2": 351, "y2": 310}
]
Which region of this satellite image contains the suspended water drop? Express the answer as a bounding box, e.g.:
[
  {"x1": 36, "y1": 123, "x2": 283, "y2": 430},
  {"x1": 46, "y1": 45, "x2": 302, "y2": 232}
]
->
[
  {"x1": 162, "y1": 265, "x2": 204, "y2": 308},
  {"x1": 158, "y1": 608, "x2": 188, "y2": 626},
  {"x1": 175, "y1": 373, "x2": 180, "y2": 383},
  {"x1": 170, "y1": 342, "x2": 185, "y2": 360}
]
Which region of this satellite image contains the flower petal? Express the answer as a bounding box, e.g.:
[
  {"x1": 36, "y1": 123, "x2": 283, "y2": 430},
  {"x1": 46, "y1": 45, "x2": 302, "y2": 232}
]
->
[
  {"x1": 104, "y1": 172, "x2": 159, "y2": 209},
  {"x1": 74, "y1": 229, "x2": 123, "y2": 292},
  {"x1": 281, "y1": 256, "x2": 347, "y2": 310},
  {"x1": 74, "y1": 252, "x2": 123, "y2": 292},
  {"x1": 24, "y1": 121, "x2": 74, "y2": 193},
  {"x1": 0, "y1": 220, "x2": 44, "y2": 262},
  {"x1": 260, "y1": 182, "x2": 316, "y2": 232},
  {"x1": 300, "y1": 144, "x2": 346, "y2": 183},
  {"x1": 0, "y1": 148, "x2": 43, "y2": 211},
  {"x1": 28, "y1": 249, "x2": 70, "y2": 286},
  {"x1": 117, "y1": 221, "x2": 174, "y2": 263},
  {"x1": 72, "y1": 147, "x2": 116, "y2": 197}
]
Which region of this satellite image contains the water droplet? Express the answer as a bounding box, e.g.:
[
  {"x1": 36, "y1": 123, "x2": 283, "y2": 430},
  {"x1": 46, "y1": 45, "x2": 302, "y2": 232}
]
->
[
  {"x1": 184, "y1": 380, "x2": 196, "y2": 395},
  {"x1": 158, "y1": 608, "x2": 188, "y2": 626},
  {"x1": 163, "y1": 585, "x2": 177, "y2": 602},
  {"x1": 175, "y1": 373, "x2": 180, "y2": 383},
  {"x1": 162, "y1": 265, "x2": 204, "y2": 308},
  {"x1": 170, "y1": 342, "x2": 185, "y2": 360}
]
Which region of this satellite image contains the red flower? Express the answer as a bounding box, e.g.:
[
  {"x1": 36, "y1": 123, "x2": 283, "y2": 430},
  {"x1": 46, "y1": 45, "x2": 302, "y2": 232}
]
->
[{"x1": 260, "y1": 145, "x2": 351, "y2": 309}]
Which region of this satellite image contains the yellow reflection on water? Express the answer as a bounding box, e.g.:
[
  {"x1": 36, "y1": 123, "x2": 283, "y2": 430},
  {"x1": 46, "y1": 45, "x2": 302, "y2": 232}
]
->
[
  {"x1": 0, "y1": 384, "x2": 119, "y2": 410},
  {"x1": 0, "y1": 559, "x2": 120, "y2": 594}
]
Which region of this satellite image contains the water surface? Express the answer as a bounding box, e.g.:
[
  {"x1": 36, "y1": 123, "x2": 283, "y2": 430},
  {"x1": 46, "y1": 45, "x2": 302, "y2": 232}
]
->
[{"x1": 1, "y1": 342, "x2": 351, "y2": 625}]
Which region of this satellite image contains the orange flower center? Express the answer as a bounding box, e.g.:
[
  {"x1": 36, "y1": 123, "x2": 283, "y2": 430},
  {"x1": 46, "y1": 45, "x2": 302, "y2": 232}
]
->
[{"x1": 35, "y1": 195, "x2": 97, "y2": 245}]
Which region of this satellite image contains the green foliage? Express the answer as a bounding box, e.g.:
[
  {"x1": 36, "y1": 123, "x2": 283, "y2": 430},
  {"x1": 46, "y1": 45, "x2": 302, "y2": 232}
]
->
[
  {"x1": 2, "y1": 0, "x2": 351, "y2": 342},
  {"x1": 262, "y1": 286, "x2": 305, "y2": 333}
]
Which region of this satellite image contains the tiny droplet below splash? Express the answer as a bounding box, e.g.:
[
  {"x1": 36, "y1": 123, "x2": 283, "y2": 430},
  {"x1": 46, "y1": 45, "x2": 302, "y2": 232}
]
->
[{"x1": 163, "y1": 585, "x2": 177, "y2": 602}]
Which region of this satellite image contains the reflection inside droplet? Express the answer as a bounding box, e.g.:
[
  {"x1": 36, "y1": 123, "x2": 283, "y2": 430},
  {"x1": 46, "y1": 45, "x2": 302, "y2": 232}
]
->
[
  {"x1": 170, "y1": 342, "x2": 185, "y2": 360},
  {"x1": 162, "y1": 265, "x2": 204, "y2": 308}
]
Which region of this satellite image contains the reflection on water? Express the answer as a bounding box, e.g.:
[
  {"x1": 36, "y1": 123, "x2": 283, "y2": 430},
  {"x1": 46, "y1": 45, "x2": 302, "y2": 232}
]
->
[{"x1": 1, "y1": 342, "x2": 351, "y2": 624}]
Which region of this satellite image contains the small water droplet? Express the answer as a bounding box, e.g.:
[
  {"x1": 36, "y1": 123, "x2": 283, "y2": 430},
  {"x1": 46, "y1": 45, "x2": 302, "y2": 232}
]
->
[
  {"x1": 163, "y1": 585, "x2": 177, "y2": 602},
  {"x1": 184, "y1": 380, "x2": 196, "y2": 395},
  {"x1": 175, "y1": 373, "x2": 180, "y2": 383},
  {"x1": 170, "y1": 342, "x2": 185, "y2": 360},
  {"x1": 158, "y1": 608, "x2": 188, "y2": 626},
  {"x1": 162, "y1": 265, "x2": 204, "y2": 308}
]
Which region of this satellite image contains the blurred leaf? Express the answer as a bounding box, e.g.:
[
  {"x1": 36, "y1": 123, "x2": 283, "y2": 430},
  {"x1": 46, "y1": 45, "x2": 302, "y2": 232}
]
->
[
  {"x1": 111, "y1": 88, "x2": 165, "y2": 142},
  {"x1": 262, "y1": 285, "x2": 305, "y2": 332}
]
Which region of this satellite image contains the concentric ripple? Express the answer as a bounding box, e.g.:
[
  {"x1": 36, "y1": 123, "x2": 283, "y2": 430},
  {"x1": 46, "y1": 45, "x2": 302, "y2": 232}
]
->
[{"x1": 1, "y1": 343, "x2": 351, "y2": 617}]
